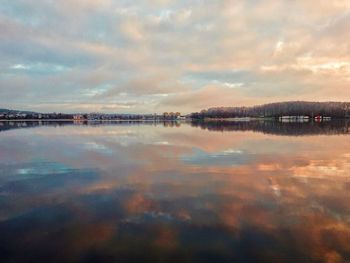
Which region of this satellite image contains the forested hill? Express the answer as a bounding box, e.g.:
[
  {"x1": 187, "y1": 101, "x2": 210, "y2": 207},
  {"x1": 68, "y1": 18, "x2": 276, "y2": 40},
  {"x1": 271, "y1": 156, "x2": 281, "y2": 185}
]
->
[
  {"x1": 0, "y1": 108, "x2": 37, "y2": 114},
  {"x1": 191, "y1": 101, "x2": 350, "y2": 119}
]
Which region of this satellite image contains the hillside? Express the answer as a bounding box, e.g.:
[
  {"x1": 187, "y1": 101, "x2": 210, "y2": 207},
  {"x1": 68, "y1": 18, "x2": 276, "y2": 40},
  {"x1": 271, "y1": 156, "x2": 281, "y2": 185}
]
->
[
  {"x1": 191, "y1": 101, "x2": 350, "y2": 119},
  {"x1": 0, "y1": 108, "x2": 37, "y2": 114}
]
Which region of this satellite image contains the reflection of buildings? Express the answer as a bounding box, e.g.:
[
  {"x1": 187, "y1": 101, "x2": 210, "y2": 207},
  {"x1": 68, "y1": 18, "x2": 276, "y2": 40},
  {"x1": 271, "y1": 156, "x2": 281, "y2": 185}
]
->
[
  {"x1": 0, "y1": 120, "x2": 183, "y2": 133},
  {"x1": 191, "y1": 120, "x2": 350, "y2": 136},
  {"x1": 1, "y1": 120, "x2": 350, "y2": 136},
  {"x1": 314, "y1": 115, "x2": 331, "y2": 122},
  {"x1": 279, "y1": 116, "x2": 332, "y2": 123},
  {"x1": 279, "y1": 116, "x2": 310, "y2": 123}
]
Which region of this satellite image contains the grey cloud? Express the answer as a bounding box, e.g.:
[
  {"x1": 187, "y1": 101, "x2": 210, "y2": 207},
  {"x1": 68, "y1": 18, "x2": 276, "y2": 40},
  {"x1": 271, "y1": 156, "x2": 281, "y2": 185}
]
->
[{"x1": 1, "y1": 0, "x2": 350, "y2": 113}]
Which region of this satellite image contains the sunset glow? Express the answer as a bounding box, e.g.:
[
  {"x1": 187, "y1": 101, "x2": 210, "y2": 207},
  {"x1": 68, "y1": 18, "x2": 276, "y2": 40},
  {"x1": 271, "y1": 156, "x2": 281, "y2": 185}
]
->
[{"x1": 1, "y1": 1, "x2": 350, "y2": 113}]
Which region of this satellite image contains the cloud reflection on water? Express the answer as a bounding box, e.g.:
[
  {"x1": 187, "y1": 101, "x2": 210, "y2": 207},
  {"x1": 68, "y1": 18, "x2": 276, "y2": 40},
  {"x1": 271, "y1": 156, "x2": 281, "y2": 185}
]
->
[{"x1": 0, "y1": 122, "x2": 350, "y2": 262}]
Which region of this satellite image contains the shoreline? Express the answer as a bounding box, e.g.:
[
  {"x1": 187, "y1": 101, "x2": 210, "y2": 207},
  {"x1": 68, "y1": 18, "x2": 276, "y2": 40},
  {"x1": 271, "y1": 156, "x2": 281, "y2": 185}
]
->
[
  {"x1": 0, "y1": 119, "x2": 185, "y2": 122},
  {"x1": 1, "y1": 117, "x2": 349, "y2": 122}
]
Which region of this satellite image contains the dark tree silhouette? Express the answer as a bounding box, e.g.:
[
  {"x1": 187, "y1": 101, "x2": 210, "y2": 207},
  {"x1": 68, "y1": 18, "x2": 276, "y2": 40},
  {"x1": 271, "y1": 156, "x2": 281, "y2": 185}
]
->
[{"x1": 191, "y1": 101, "x2": 350, "y2": 119}]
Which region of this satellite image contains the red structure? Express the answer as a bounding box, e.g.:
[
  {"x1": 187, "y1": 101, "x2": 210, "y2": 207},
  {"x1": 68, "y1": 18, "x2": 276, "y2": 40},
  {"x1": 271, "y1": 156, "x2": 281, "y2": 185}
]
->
[{"x1": 315, "y1": 115, "x2": 322, "y2": 122}]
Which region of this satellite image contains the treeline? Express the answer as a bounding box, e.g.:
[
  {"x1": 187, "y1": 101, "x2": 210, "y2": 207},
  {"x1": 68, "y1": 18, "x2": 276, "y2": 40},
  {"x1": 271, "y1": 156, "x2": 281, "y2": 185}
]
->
[
  {"x1": 191, "y1": 101, "x2": 350, "y2": 119},
  {"x1": 0, "y1": 110, "x2": 182, "y2": 120},
  {"x1": 0, "y1": 112, "x2": 74, "y2": 120}
]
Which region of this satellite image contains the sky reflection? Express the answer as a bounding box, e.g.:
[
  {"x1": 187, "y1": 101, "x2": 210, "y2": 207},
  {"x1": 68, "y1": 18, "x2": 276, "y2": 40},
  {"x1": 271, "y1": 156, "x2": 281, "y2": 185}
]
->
[{"x1": 0, "y1": 122, "x2": 350, "y2": 262}]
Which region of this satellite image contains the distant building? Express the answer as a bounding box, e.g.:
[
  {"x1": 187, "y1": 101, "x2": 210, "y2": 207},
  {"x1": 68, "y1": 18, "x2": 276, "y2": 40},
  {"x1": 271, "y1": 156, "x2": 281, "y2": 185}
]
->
[
  {"x1": 163, "y1": 112, "x2": 181, "y2": 119},
  {"x1": 315, "y1": 115, "x2": 322, "y2": 122},
  {"x1": 73, "y1": 114, "x2": 85, "y2": 120}
]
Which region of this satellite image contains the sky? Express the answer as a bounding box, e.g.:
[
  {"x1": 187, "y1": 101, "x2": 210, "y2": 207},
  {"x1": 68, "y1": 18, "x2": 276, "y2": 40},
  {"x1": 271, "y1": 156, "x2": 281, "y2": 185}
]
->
[{"x1": 1, "y1": 0, "x2": 350, "y2": 114}]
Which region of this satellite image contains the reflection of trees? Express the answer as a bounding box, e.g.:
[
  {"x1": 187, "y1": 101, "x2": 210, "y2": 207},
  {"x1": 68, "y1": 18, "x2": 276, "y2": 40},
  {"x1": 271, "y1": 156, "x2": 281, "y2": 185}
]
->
[
  {"x1": 162, "y1": 121, "x2": 181, "y2": 128},
  {"x1": 0, "y1": 120, "x2": 183, "y2": 133},
  {"x1": 0, "y1": 121, "x2": 75, "y2": 132},
  {"x1": 2, "y1": 120, "x2": 350, "y2": 136},
  {"x1": 191, "y1": 120, "x2": 350, "y2": 136}
]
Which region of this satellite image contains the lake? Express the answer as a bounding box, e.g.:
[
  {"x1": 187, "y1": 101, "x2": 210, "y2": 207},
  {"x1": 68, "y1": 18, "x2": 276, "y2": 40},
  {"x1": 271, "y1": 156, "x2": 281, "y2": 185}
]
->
[{"x1": 1, "y1": 120, "x2": 350, "y2": 263}]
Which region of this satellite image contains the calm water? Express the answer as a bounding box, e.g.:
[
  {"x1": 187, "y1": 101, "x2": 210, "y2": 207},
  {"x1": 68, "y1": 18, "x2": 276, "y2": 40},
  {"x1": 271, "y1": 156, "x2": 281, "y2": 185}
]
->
[{"x1": 1, "y1": 121, "x2": 350, "y2": 263}]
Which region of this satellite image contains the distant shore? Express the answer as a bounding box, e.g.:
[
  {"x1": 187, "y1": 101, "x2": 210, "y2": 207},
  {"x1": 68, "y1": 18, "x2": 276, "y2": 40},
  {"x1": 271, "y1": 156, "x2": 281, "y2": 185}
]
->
[
  {"x1": 0, "y1": 119, "x2": 185, "y2": 122},
  {"x1": 202, "y1": 117, "x2": 275, "y2": 121},
  {"x1": 1, "y1": 117, "x2": 349, "y2": 122}
]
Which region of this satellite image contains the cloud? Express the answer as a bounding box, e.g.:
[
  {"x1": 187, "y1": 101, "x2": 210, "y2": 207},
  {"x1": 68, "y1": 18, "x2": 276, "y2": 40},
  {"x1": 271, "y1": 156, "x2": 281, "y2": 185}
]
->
[
  {"x1": 1, "y1": 0, "x2": 350, "y2": 113},
  {"x1": 156, "y1": 85, "x2": 263, "y2": 113}
]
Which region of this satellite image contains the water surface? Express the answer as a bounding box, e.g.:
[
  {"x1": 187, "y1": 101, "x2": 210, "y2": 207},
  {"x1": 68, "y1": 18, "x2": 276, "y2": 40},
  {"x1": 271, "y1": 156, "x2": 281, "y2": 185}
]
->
[{"x1": 1, "y1": 121, "x2": 350, "y2": 263}]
